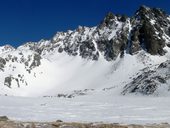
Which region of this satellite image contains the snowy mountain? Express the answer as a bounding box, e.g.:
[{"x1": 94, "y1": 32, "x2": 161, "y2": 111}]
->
[{"x1": 1, "y1": 5, "x2": 170, "y2": 97}]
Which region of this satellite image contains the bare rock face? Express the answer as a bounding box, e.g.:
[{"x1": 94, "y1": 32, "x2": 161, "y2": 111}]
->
[
  {"x1": 131, "y1": 5, "x2": 170, "y2": 55},
  {"x1": 96, "y1": 5, "x2": 170, "y2": 58},
  {"x1": 122, "y1": 60, "x2": 170, "y2": 95},
  {"x1": 129, "y1": 27, "x2": 141, "y2": 54},
  {"x1": 29, "y1": 54, "x2": 41, "y2": 69},
  {"x1": 0, "y1": 57, "x2": 6, "y2": 71},
  {"x1": 102, "y1": 12, "x2": 116, "y2": 27}
]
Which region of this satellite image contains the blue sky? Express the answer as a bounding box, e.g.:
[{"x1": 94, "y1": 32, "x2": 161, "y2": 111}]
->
[{"x1": 0, "y1": 0, "x2": 169, "y2": 47}]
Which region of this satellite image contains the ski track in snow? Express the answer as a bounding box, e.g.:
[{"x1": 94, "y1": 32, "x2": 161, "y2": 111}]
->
[{"x1": 0, "y1": 94, "x2": 170, "y2": 124}]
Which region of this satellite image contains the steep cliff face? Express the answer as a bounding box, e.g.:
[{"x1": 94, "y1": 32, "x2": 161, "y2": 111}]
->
[
  {"x1": 132, "y1": 6, "x2": 170, "y2": 55},
  {"x1": 0, "y1": 5, "x2": 170, "y2": 96}
]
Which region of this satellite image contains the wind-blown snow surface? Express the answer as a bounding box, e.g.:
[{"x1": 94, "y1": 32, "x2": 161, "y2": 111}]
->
[{"x1": 1, "y1": 94, "x2": 170, "y2": 124}]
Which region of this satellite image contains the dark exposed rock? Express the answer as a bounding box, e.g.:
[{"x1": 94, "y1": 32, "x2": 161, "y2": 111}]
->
[
  {"x1": 122, "y1": 60, "x2": 170, "y2": 95},
  {"x1": 122, "y1": 71, "x2": 159, "y2": 95},
  {"x1": 4, "y1": 76, "x2": 12, "y2": 88},
  {"x1": 133, "y1": 5, "x2": 169, "y2": 55},
  {"x1": 119, "y1": 15, "x2": 128, "y2": 22},
  {"x1": 167, "y1": 43, "x2": 170, "y2": 48},
  {"x1": 103, "y1": 12, "x2": 115, "y2": 26},
  {"x1": 56, "y1": 120, "x2": 63, "y2": 123},
  {"x1": 4, "y1": 74, "x2": 27, "y2": 89},
  {"x1": 158, "y1": 61, "x2": 170, "y2": 68},
  {"x1": 96, "y1": 27, "x2": 128, "y2": 61},
  {"x1": 155, "y1": 76, "x2": 166, "y2": 83},
  {"x1": 0, "y1": 116, "x2": 9, "y2": 121},
  {"x1": 129, "y1": 27, "x2": 141, "y2": 54},
  {"x1": 30, "y1": 54, "x2": 41, "y2": 69},
  {"x1": 56, "y1": 89, "x2": 94, "y2": 98},
  {"x1": 0, "y1": 57, "x2": 6, "y2": 71},
  {"x1": 139, "y1": 21, "x2": 165, "y2": 55},
  {"x1": 58, "y1": 47, "x2": 63, "y2": 53},
  {"x1": 79, "y1": 41, "x2": 97, "y2": 60},
  {"x1": 0, "y1": 57, "x2": 6, "y2": 65}
]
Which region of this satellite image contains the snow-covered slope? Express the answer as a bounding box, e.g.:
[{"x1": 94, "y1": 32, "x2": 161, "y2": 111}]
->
[{"x1": 0, "y1": 5, "x2": 170, "y2": 97}]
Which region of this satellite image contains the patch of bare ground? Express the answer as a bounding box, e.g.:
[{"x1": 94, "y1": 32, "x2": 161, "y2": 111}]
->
[{"x1": 0, "y1": 117, "x2": 170, "y2": 128}]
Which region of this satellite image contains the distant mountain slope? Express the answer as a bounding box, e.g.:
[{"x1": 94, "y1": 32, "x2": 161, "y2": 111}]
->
[{"x1": 0, "y1": 5, "x2": 170, "y2": 97}]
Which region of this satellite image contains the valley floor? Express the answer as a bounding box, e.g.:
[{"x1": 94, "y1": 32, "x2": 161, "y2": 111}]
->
[{"x1": 0, "y1": 92, "x2": 170, "y2": 125}]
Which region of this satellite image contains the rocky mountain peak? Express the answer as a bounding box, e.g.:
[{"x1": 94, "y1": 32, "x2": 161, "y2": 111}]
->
[
  {"x1": 100, "y1": 12, "x2": 128, "y2": 28},
  {"x1": 136, "y1": 5, "x2": 151, "y2": 14},
  {"x1": 129, "y1": 5, "x2": 170, "y2": 56},
  {"x1": 135, "y1": 5, "x2": 168, "y2": 21},
  {"x1": 12, "y1": 5, "x2": 170, "y2": 61},
  {"x1": 0, "y1": 45, "x2": 15, "y2": 54},
  {"x1": 102, "y1": 12, "x2": 116, "y2": 26}
]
